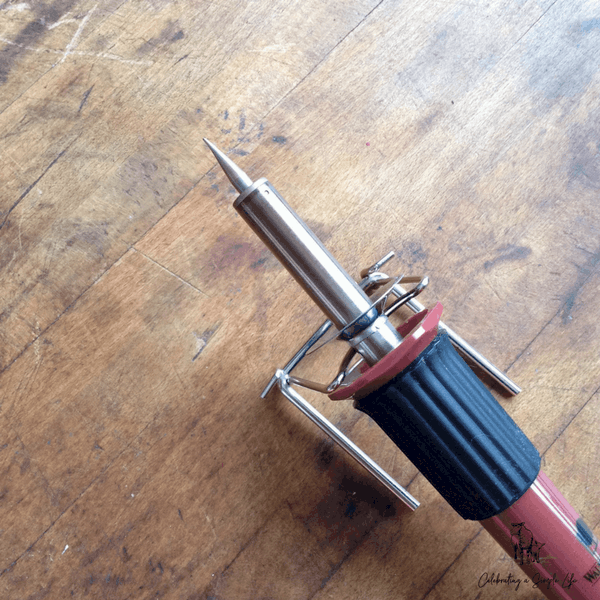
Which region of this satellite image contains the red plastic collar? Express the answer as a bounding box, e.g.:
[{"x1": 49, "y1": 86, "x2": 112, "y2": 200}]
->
[{"x1": 329, "y1": 302, "x2": 444, "y2": 401}]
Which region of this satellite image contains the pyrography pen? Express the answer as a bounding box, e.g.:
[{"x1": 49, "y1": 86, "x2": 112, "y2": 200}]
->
[{"x1": 204, "y1": 139, "x2": 600, "y2": 600}]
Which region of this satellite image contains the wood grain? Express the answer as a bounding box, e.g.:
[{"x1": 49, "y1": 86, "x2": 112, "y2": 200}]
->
[{"x1": 1, "y1": 0, "x2": 599, "y2": 598}]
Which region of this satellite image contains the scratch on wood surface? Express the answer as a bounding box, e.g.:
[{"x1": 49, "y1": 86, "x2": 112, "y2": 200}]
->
[
  {"x1": 0, "y1": 36, "x2": 154, "y2": 66},
  {"x1": 530, "y1": 385, "x2": 586, "y2": 393},
  {"x1": 59, "y1": 3, "x2": 97, "y2": 64},
  {"x1": 483, "y1": 278, "x2": 504, "y2": 303},
  {"x1": 0, "y1": 146, "x2": 68, "y2": 231},
  {"x1": 0, "y1": 2, "x2": 30, "y2": 11},
  {"x1": 17, "y1": 207, "x2": 25, "y2": 250},
  {"x1": 12, "y1": 338, "x2": 44, "y2": 410},
  {"x1": 192, "y1": 326, "x2": 220, "y2": 361},
  {"x1": 560, "y1": 246, "x2": 600, "y2": 323},
  {"x1": 204, "y1": 509, "x2": 218, "y2": 541},
  {"x1": 78, "y1": 84, "x2": 94, "y2": 113},
  {"x1": 47, "y1": 15, "x2": 78, "y2": 30},
  {"x1": 167, "y1": 360, "x2": 189, "y2": 395},
  {"x1": 174, "y1": 213, "x2": 195, "y2": 281},
  {"x1": 133, "y1": 249, "x2": 208, "y2": 297}
]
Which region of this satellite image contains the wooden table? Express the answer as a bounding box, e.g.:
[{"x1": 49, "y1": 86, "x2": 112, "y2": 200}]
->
[{"x1": 1, "y1": 1, "x2": 599, "y2": 598}]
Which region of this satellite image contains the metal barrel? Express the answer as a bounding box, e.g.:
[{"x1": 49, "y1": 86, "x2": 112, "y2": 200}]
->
[{"x1": 233, "y1": 178, "x2": 403, "y2": 365}]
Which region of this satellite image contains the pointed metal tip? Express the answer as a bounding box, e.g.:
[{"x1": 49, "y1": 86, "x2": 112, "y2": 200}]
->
[{"x1": 203, "y1": 138, "x2": 254, "y2": 194}]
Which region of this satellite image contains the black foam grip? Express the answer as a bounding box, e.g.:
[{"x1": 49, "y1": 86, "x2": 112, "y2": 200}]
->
[{"x1": 354, "y1": 332, "x2": 540, "y2": 520}]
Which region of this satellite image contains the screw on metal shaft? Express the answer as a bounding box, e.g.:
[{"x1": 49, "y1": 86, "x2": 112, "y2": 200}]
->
[{"x1": 203, "y1": 138, "x2": 253, "y2": 193}]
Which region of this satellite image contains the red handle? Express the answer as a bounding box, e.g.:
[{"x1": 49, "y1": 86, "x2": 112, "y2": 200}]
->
[{"x1": 482, "y1": 471, "x2": 600, "y2": 600}]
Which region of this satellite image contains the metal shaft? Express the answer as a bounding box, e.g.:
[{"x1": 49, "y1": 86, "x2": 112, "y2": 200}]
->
[{"x1": 204, "y1": 140, "x2": 403, "y2": 365}]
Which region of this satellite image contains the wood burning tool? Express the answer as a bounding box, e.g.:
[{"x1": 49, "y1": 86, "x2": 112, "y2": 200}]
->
[{"x1": 205, "y1": 139, "x2": 600, "y2": 600}]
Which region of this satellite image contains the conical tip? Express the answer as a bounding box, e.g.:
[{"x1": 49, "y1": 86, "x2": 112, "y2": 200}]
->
[{"x1": 203, "y1": 138, "x2": 254, "y2": 194}]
